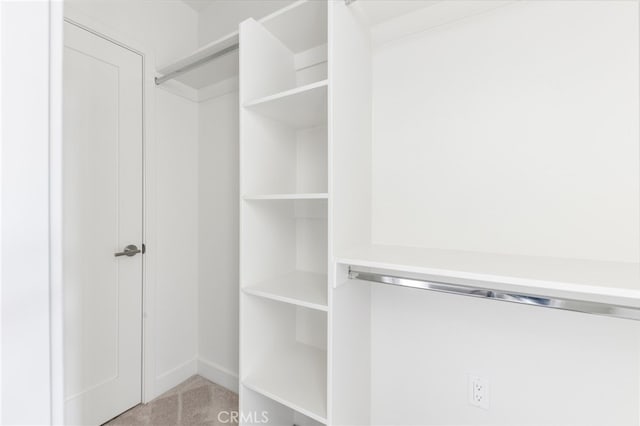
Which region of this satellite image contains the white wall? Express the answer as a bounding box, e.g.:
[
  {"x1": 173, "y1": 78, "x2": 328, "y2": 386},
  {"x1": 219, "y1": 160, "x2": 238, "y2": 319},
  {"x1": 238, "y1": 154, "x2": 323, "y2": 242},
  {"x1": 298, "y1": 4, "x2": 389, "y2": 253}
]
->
[
  {"x1": 367, "y1": 2, "x2": 640, "y2": 424},
  {"x1": 154, "y1": 89, "x2": 199, "y2": 391},
  {"x1": 198, "y1": 92, "x2": 240, "y2": 391},
  {"x1": 371, "y1": 1, "x2": 639, "y2": 263},
  {"x1": 64, "y1": 0, "x2": 201, "y2": 398},
  {"x1": 371, "y1": 283, "x2": 640, "y2": 425},
  {"x1": 1, "y1": 1, "x2": 57, "y2": 423},
  {"x1": 198, "y1": 0, "x2": 293, "y2": 46},
  {"x1": 65, "y1": 0, "x2": 198, "y2": 67}
]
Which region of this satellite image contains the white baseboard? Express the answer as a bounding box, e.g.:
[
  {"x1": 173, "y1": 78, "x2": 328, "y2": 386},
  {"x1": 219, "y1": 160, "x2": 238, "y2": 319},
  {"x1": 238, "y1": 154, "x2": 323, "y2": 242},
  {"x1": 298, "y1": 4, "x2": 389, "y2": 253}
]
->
[
  {"x1": 154, "y1": 357, "x2": 198, "y2": 397},
  {"x1": 197, "y1": 358, "x2": 239, "y2": 393}
]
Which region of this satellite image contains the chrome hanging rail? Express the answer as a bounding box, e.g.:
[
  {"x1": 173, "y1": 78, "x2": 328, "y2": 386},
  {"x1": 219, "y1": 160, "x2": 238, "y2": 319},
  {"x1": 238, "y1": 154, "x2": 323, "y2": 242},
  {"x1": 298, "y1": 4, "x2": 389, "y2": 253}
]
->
[
  {"x1": 348, "y1": 267, "x2": 640, "y2": 321},
  {"x1": 155, "y1": 43, "x2": 239, "y2": 86}
]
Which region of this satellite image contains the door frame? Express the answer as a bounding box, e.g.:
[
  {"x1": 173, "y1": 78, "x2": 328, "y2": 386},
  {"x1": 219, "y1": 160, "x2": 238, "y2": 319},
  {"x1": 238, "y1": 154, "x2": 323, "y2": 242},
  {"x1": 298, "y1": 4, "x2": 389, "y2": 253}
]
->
[{"x1": 60, "y1": 7, "x2": 159, "y2": 409}]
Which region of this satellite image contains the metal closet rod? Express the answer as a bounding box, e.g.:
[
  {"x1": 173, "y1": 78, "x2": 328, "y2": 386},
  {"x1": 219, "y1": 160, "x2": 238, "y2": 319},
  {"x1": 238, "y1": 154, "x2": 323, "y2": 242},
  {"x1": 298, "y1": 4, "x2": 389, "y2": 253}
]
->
[
  {"x1": 348, "y1": 267, "x2": 640, "y2": 321},
  {"x1": 156, "y1": 0, "x2": 358, "y2": 85},
  {"x1": 155, "y1": 43, "x2": 239, "y2": 86}
]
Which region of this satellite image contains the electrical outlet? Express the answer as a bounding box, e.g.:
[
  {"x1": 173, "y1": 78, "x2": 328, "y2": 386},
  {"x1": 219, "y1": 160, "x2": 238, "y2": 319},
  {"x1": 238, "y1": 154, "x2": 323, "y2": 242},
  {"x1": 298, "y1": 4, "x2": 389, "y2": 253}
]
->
[{"x1": 469, "y1": 375, "x2": 489, "y2": 409}]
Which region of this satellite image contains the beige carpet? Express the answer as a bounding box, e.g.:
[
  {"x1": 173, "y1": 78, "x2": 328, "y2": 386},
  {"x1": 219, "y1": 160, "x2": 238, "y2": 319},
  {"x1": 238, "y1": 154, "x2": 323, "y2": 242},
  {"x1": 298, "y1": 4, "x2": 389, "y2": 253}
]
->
[{"x1": 105, "y1": 375, "x2": 238, "y2": 426}]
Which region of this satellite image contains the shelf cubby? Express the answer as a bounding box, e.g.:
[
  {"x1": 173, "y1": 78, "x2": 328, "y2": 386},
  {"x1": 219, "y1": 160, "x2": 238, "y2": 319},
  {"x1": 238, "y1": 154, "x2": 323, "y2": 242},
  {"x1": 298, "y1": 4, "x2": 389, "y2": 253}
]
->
[
  {"x1": 241, "y1": 295, "x2": 327, "y2": 423},
  {"x1": 241, "y1": 199, "x2": 327, "y2": 290},
  {"x1": 241, "y1": 386, "x2": 325, "y2": 426},
  {"x1": 241, "y1": 120, "x2": 327, "y2": 200},
  {"x1": 240, "y1": 3, "x2": 327, "y2": 103},
  {"x1": 244, "y1": 80, "x2": 328, "y2": 129},
  {"x1": 243, "y1": 270, "x2": 328, "y2": 311}
]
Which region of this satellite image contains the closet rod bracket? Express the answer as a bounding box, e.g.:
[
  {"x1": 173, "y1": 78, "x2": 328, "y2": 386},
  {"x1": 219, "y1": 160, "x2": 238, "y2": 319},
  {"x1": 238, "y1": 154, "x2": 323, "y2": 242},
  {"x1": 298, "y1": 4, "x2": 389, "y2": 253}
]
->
[{"x1": 347, "y1": 266, "x2": 359, "y2": 280}]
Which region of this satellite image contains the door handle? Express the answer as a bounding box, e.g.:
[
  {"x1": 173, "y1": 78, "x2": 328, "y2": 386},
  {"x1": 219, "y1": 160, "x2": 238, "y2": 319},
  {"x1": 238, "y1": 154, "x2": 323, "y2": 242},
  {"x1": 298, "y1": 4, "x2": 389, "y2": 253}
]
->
[{"x1": 114, "y1": 244, "x2": 141, "y2": 257}]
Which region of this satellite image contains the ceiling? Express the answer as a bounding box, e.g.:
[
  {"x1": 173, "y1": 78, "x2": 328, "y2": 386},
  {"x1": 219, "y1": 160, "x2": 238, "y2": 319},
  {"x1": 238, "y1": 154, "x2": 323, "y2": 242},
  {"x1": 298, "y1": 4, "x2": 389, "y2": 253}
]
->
[
  {"x1": 182, "y1": 0, "x2": 216, "y2": 13},
  {"x1": 356, "y1": 0, "x2": 441, "y2": 26}
]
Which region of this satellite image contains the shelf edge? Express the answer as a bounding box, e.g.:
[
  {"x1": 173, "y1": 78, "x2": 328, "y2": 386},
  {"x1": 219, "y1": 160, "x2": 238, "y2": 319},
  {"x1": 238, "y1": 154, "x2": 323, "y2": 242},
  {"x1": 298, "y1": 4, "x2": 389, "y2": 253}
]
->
[
  {"x1": 243, "y1": 193, "x2": 329, "y2": 200},
  {"x1": 242, "y1": 379, "x2": 328, "y2": 424},
  {"x1": 243, "y1": 80, "x2": 328, "y2": 108},
  {"x1": 242, "y1": 287, "x2": 329, "y2": 312}
]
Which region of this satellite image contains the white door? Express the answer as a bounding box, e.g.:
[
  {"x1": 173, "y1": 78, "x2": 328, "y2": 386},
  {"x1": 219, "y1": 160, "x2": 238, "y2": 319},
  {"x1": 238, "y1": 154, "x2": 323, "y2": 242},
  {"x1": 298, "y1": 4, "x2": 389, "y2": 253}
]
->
[{"x1": 63, "y1": 21, "x2": 143, "y2": 426}]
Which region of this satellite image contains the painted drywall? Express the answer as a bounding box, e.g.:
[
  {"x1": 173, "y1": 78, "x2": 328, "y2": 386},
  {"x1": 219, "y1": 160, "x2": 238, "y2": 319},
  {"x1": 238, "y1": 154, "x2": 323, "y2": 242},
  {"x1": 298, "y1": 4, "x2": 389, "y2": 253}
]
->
[
  {"x1": 65, "y1": 0, "x2": 198, "y2": 67},
  {"x1": 367, "y1": 2, "x2": 640, "y2": 424},
  {"x1": 64, "y1": 0, "x2": 200, "y2": 398},
  {"x1": 154, "y1": 89, "x2": 200, "y2": 391},
  {"x1": 198, "y1": 92, "x2": 240, "y2": 391},
  {"x1": 371, "y1": 283, "x2": 640, "y2": 425},
  {"x1": 1, "y1": 1, "x2": 55, "y2": 423},
  {"x1": 371, "y1": 1, "x2": 639, "y2": 263},
  {"x1": 197, "y1": 0, "x2": 294, "y2": 46}
]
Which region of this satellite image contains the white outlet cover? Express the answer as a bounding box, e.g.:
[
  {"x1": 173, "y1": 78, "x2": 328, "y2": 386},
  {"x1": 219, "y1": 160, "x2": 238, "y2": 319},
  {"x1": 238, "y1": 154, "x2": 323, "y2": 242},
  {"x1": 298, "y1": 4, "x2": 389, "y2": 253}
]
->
[{"x1": 468, "y1": 375, "x2": 490, "y2": 410}]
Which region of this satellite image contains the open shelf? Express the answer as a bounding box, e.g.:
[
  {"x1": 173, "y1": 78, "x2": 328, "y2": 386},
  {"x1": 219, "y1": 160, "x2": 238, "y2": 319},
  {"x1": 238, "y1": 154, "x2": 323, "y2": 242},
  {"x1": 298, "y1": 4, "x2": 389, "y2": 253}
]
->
[
  {"x1": 243, "y1": 193, "x2": 328, "y2": 201},
  {"x1": 244, "y1": 80, "x2": 328, "y2": 129},
  {"x1": 156, "y1": 31, "x2": 239, "y2": 89},
  {"x1": 241, "y1": 123, "x2": 327, "y2": 195},
  {"x1": 242, "y1": 386, "x2": 325, "y2": 426},
  {"x1": 242, "y1": 341, "x2": 327, "y2": 424},
  {"x1": 261, "y1": 0, "x2": 328, "y2": 54},
  {"x1": 241, "y1": 200, "x2": 327, "y2": 291},
  {"x1": 337, "y1": 245, "x2": 640, "y2": 305},
  {"x1": 243, "y1": 270, "x2": 328, "y2": 311}
]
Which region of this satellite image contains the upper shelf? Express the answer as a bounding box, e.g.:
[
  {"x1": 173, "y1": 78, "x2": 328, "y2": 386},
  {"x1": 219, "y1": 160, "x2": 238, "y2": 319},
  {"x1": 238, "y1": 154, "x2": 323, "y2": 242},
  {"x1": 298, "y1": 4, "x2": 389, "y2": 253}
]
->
[
  {"x1": 244, "y1": 80, "x2": 328, "y2": 128},
  {"x1": 351, "y1": 0, "x2": 515, "y2": 47},
  {"x1": 156, "y1": 31, "x2": 239, "y2": 89},
  {"x1": 336, "y1": 244, "x2": 640, "y2": 307},
  {"x1": 156, "y1": 0, "x2": 327, "y2": 89},
  {"x1": 261, "y1": 0, "x2": 327, "y2": 54}
]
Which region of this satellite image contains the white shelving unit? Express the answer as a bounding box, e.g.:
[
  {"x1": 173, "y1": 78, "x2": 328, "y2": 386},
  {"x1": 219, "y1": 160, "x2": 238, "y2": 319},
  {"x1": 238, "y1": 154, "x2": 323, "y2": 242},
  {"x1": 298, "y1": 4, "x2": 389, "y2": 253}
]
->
[
  {"x1": 239, "y1": 1, "x2": 329, "y2": 424},
  {"x1": 160, "y1": 0, "x2": 640, "y2": 424},
  {"x1": 329, "y1": 1, "x2": 640, "y2": 424}
]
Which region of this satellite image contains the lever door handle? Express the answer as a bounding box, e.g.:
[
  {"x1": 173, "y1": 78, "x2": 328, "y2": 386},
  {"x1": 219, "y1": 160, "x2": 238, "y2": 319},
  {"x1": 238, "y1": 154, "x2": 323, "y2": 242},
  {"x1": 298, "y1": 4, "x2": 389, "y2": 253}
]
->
[{"x1": 114, "y1": 244, "x2": 141, "y2": 257}]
